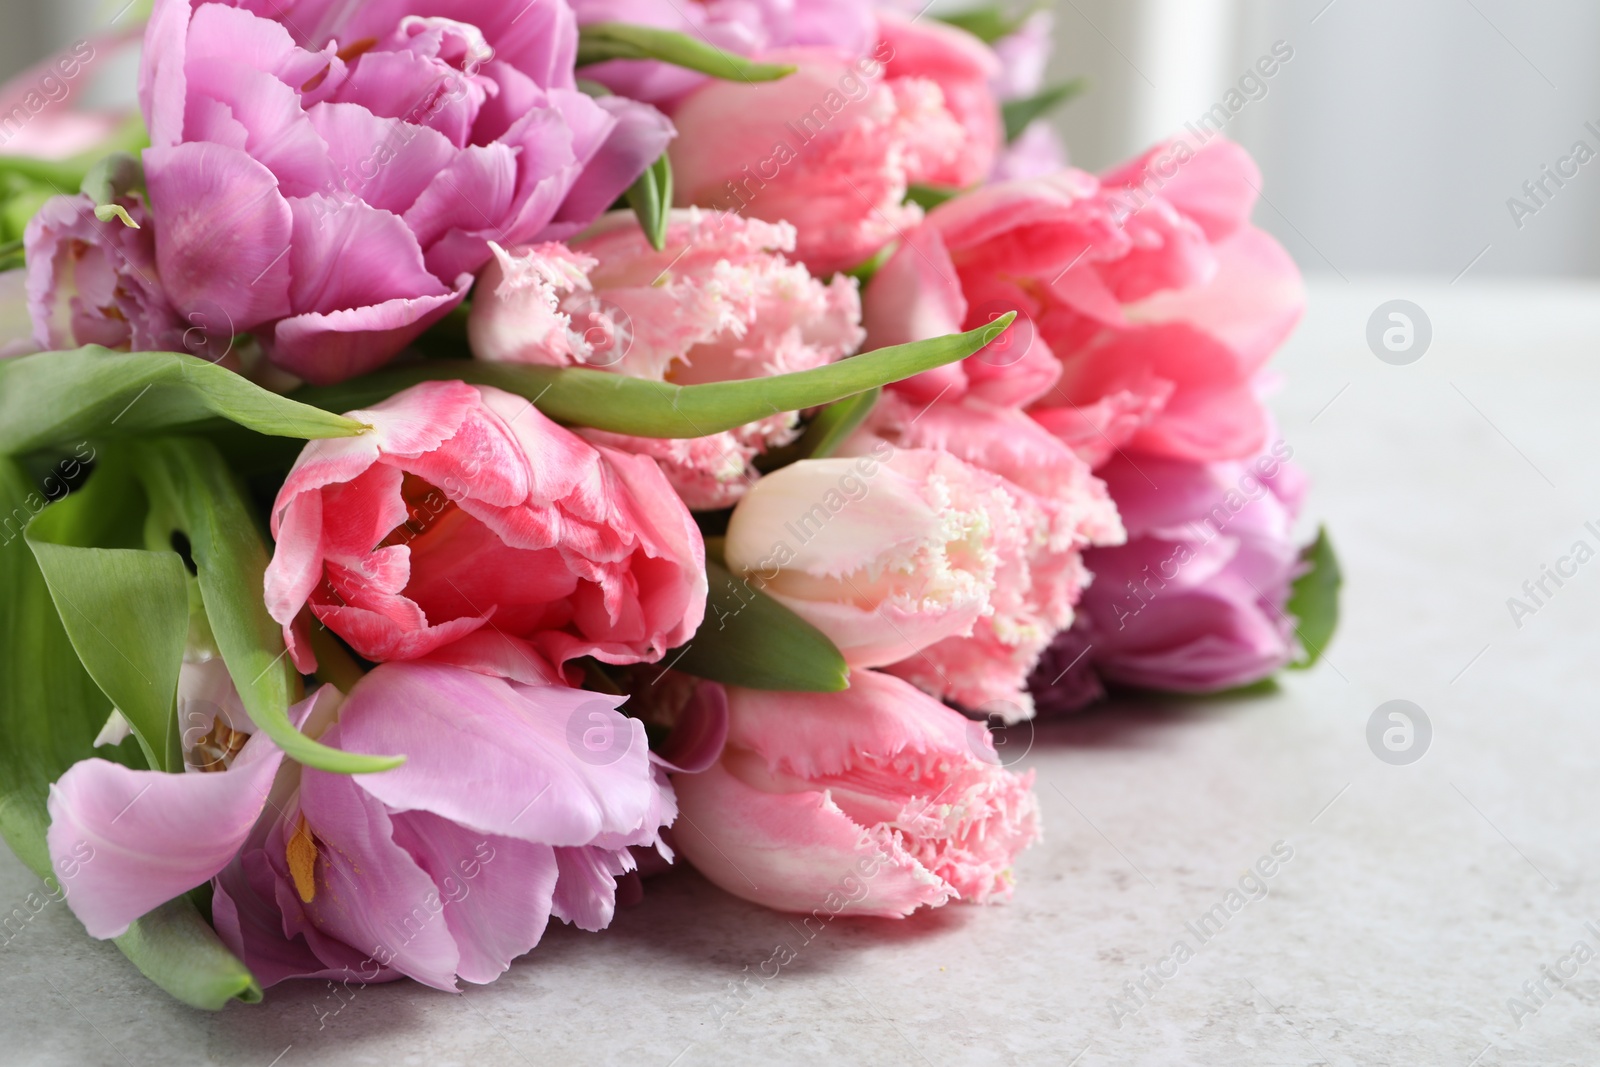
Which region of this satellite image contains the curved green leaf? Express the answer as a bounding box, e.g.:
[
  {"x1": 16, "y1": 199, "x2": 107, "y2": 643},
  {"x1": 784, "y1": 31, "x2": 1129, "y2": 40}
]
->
[
  {"x1": 130, "y1": 438, "x2": 402, "y2": 775},
  {"x1": 294, "y1": 317, "x2": 1014, "y2": 439},
  {"x1": 27, "y1": 516, "x2": 188, "y2": 774},
  {"x1": 578, "y1": 22, "x2": 796, "y2": 82},
  {"x1": 1287, "y1": 526, "x2": 1341, "y2": 669},
  {"x1": 1002, "y1": 78, "x2": 1090, "y2": 141},
  {"x1": 0, "y1": 458, "x2": 261, "y2": 1010},
  {"x1": 667, "y1": 561, "x2": 848, "y2": 691},
  {"x1": 0, "y1": 348, "x2": 367, "y2": 457},
  {"x1": 113, "y1": 897, "x2": 263, "y2": 1010},
  {"x1": 937, "y1": 5, "x2": 1035, "y2": 44},
  {"x1": 797, "y1": 386, "x2": 880, "y2": 460},
  {"x1": 0, "y1": 458, "x2": 122, "y2": 877},
  {"x1": 626, "y1": 152, "x2": 674, "y2": 252}
]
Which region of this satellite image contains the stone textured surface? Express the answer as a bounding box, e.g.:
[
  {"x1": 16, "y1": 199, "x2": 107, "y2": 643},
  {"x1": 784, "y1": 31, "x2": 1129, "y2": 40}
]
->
[{"x1": 4, "y1": 280, "x2": 1600, "y2": 1065}]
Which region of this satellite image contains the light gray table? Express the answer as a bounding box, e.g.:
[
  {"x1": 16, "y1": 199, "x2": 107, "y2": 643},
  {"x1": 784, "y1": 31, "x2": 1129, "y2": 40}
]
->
[{"x1": 4, "y1": 280, "x2": 1598, "y2": 1066}]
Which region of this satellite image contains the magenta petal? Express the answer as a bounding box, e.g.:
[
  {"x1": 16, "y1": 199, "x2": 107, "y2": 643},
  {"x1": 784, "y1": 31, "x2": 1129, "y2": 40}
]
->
[
  {"x1": 550, "y1": 845, "x2": 633, "y2": 932},
  {"x1": 335, "y1": 662, "x2": 656, "y2": 846},
  {"x1": 285, "y1": 196, "x2": 447, "y2": 315},
  {"x1": 542, "y1": 93, "x2": 674, "y2": 240},
  {"x1": 389, "y1": 810, "x2": 559, "y2": 985},
  {"x1": 652, "y1": 680, "x2": 728, "y2": 774},
  {"x1": 403, "y1": 142, "x2": 520, "y2": 281},
  {"x1": 306, "y1": 102, "x2": 457, "y2": 217},
  {"x1": 212, "y1": 848, "x2": 391, "y2": 989},
  {"x1": 140, "y1": 0, "x2": 191, "y2": 149},
  {"x1": 266, "y1": 276, "x2": 468, "y2": 385},
  {"x1": 296, "y1": 765, "x2": 462, "y2": 991},
  {"x1": 182, "y1": 58, "x2": 336, "y2": 196},
  {"x1": 45, "y1": 738, "x2": 285, "y2": 939},
  {"x1": 143, "y1": 141, "x2": 294, "y2": 329}
]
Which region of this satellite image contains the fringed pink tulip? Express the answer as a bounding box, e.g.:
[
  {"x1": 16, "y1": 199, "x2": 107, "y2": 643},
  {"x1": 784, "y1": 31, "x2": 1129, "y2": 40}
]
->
[
  {"x1": 848, "y1": 393, "x2": 1124, "y2": 719},
  {"x1": 468, "y1": 210, "x2": 864, "y2": 507},
  {"x1": 672, "y1": 669, "x2": 1039, "y2": 916},
  {"x1": 721, "y1": 445, "x2": 1025, "y2": 669}
]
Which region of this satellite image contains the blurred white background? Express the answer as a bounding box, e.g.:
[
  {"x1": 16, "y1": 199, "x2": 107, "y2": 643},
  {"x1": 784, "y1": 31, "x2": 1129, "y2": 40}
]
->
[{"x1": 4, "y1": 0, "x2": 1597, "y2": 278}]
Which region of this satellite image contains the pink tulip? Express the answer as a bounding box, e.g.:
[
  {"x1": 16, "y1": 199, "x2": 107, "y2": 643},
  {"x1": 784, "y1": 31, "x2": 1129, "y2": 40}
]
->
[
  {"x1": 668, "y1": 17, "x2": 1001, "y2": 275},
  {"x1": 22, "y1": 194, "x2": 190, "y2": 355},
  {"x1": 721, "y1": 445, "x2": 1025, "y2": 669},
  {"x1": 1033, "y1": 441, "x2": 1308, "y2": 709},
  {"x1": 263, "y1": 380, "x2": 706, "y2": 678},
  {"x1": 49, "y1": 663, "x2": 677, "y2": 989},
  {"x1": 847, "y1": 393, "x2": 1124, "y2": 719},
  {"x1": 137, "y1": 0, "x2": 674, "y2": 384},
  {"x1": 571, "y1": 0, "x2": 876, "y2": 106},
  {"x1": 863, "y1": 137, "x2": 1305, "y2": 468},
  {"x1": 468, "y1": 210, "x2": 864, "y2": 508},
  {"x1": 672, "y1": 669, "x2": 1039, "y2": 916}
]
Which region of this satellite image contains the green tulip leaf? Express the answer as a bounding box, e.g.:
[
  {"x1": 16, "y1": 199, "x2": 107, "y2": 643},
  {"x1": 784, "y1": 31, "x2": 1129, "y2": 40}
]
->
[
  {"x1": 937, "y1": 5, "x2": 1035, "y2": 44},
  {"x1": 129, "y1": 438, "x2": 402, "y2": 775},
  {"x1": 1002, "y1": 78, "x2": 1090, "y2": 142},
  {"x1": 0, "y1": 458, "x2": 261, "y2": 1010},
  {"x1": 294, "y1": 317, "x2": 1014, "y2": 439},
  {"x1": 666, "y1": 560, "x2": 849, "y2": 692},
  {"x1": 113, "y1": 897, "x2": 263, "y2": 1010},
  {"x1": 0, "y1": 348, "x2": 367, "y2": 458},
  {"x1": 27, "y1": 459, "x2": 187, "y2": 773},
  {"x1": 1286, "y1": 526, "x2": 1342, "y2": 669},
  {"x1": 626, "y1": 152, "x2": 674, "y2": 252},
  {"x1": 578, "y1": 22, "x2": 797, "y2": 82}
]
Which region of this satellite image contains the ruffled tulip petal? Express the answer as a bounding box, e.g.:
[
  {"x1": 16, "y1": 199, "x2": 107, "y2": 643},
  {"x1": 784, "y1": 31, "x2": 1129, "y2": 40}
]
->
[
  {"x1": 267, "y1": 280, "x2": 469, "y2": 385},
  {"x1": 143, "y1": 140, "x2": 294, "y2": 329},
  {"x1": 388, "y1": 811, "x2": 559, "y2": 985},
  {"x1": 294, "y1": 763, "x2": 463, "y2": 991},
  {"x1": 673, "y1": 761, "x2": 951, "y2": 917},
  {"x1": 45, "y1": 735, "x2": 286, "y2": 939},
  {"x1": 334, "y1": 663, "x2": 656, "y2": 846}
]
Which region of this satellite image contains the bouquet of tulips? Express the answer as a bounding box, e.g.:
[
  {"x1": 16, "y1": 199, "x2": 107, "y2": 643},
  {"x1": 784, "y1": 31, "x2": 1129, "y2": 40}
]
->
[{"x1": 0, "y1": 0, "x2": 1338, "y2": 1008}]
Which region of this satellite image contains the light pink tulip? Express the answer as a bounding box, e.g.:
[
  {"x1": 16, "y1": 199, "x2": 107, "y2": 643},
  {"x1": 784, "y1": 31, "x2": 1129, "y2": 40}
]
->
[
  {"x1": 1033, "y1": 441, "x2": 1308, "y2": 709},
  {"x1": 137, "y1": 0, "x2": 674, "y2": 384},
  {"x1": 468, "y1": 210, "x2": 864, "y2": 508},
  {"x1": 863, "y1": 137, "x2": 1305, "y2": 468},
  {"x1": 847, "y1": 393, "x2": 1124, "y2": 719},
  {"x1": 263, "y1": 380, "x2": 706, "y2": 677},
  {"x1": 23, "y1": 194, "x2": 190, "y2": 355},
  {"x1": 721, "y1": 445, "x2": 1024, "y2": 668},
  {"x1": 672, "y1": 669, "x2": 1039, "y2": 916},
  {"x1": 668, "y1": 19, "x2": 1000, "y2": 275}
]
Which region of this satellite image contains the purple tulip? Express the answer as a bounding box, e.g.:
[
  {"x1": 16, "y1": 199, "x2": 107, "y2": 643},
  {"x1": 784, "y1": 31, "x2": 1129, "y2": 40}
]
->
[
  {"x1": 137, "y1": 0, "x2": 674, "y2": 384},
  {"x1": 1033, "y1": 441, "x2": 1309, "y2": 711},
  {"x1": 22, "y1": 193, "x2": 190, "y2": 355},
  {"x1": 48, "y1": 663, "x2": 681, "y2": 990}
]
